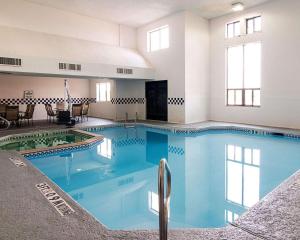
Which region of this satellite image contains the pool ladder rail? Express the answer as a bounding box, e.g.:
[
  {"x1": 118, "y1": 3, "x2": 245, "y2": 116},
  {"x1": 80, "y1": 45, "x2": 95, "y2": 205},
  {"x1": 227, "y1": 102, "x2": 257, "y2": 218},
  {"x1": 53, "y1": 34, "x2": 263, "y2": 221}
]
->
[
  {"x1": 158, "y1": 158, "x2": 172, "y2": 240},
  {"x1": 124, "y1": 112, "x2": 138, "y2": 128}
]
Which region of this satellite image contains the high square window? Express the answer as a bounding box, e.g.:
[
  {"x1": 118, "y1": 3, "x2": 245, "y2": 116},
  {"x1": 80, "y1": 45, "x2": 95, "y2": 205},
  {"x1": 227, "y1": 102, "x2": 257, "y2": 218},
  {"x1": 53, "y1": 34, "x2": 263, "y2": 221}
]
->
[
  {"x1": 96, "y1": 82, "x2": 111, "y2": 102},
  {"x1": 147, "y1": 25, "x2": 169, "y2": 52},
  {"x1": 227, "y1": 42, "x2": 261, "y2": 107},
  {"x1": 247, "y1": 16, "x2": 262, "y2": 34},
  {"x1": 226, "y1": 21, "x2": 240, "y2": 38}
]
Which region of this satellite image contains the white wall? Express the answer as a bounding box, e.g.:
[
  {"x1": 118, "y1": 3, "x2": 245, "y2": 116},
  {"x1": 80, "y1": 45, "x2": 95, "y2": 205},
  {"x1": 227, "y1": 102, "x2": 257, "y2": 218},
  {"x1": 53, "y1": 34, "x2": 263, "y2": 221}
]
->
[
  {"x1": 185, "y1": 12, "x2": 210, "y2": 124},
  {"x1": 210, "y1": 0, "x2": 300, "y2": 129},
  {"x1": 0, "y1": 0, "x2": 135, "y2": 48},
  {"x1": 0, "y1": 0, "x2": 154, "y2": 79},
  {"x1": 0, "y1": 74, "x2": 90, "y2": 120},
  {"x1": 137, "y1": 12, "x2": 186, "y2": 123}
]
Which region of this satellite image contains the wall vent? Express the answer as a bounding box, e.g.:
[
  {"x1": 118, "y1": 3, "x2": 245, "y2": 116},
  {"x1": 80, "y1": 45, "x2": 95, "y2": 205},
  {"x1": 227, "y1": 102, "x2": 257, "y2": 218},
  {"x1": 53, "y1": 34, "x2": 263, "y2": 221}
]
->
[
  {"x1": 59, "y1": 62, "x2": 81, "y2": 71},
  {"x1": 0, "y1": 57, "x2": 22, "y2": 67},
  {"x1": 117, "y1": 68, "x2": 133, "y2": 75}
]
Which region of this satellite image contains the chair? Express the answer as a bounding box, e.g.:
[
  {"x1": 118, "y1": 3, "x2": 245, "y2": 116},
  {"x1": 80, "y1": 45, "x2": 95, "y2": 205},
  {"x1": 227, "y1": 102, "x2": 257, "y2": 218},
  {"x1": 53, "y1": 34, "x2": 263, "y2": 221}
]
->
[
  {"x1": 0, "y1": 104, "x2": 7, "y2": 118},
  {"x1": 20, "y1": 104, "x2": 36, "y2": 126},
  {"x1": 45, "y1": 104, "x2": 57, "y2": 122},
  {"x1": 6, "y1": 106, "x2": 19, "y2": 126},
  {"x1": 56, "y1": 102, "x2": 65, "y2": 111},
  {"x1": 82, "y1": 103, "x2": 89, "y2": 121},
  {"x1": 72, "y1": 104, "x2": 83, "y2": 122}
]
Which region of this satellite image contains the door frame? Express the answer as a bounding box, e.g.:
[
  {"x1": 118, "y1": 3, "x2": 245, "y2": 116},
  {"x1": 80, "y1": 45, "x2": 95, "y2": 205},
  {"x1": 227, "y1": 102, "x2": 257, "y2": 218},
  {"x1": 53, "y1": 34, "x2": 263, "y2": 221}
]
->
[{"x1": 145, "y1": 80, "x2": 168, "y2": 121}]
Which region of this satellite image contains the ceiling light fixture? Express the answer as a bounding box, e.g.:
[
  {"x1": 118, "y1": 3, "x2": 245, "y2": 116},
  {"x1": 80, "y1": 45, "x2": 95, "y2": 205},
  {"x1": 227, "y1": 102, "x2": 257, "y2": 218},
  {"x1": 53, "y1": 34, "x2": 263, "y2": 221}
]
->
[{"x1": 232, "y1": 2, "x2": 244, "y2": 12}]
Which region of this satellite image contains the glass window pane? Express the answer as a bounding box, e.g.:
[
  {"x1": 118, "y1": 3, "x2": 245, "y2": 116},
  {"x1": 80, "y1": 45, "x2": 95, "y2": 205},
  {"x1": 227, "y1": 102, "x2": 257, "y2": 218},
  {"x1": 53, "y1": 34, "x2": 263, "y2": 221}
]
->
[
  {"x1": 244, "y1": 42, "x2": 261, "y2": 88},
  {"x1": 228, "y1": 90, "x2": 235, "y2": 105},
  {"x1": 96, "y1": 83, "x2": 100, "y2": 102},
  {"x1": 150, "y1": 30, "x2": 160, "y2": 51},
  {"x1": 252, "y1": 149, "x2": 260, "y2": 165},
  {"x1": 254, "y1": 17, "x2": 262, "y2": 32},
  {"x1": 247, "y1": 19, "x2": 254, "y2": 34},
  {"x1": 227, "y1": 145, "x2": 235, "y2": 160},
  {"x1": 161, "y1": 27, "x2": 169, "y2": 49},
  {"x1": 227, "y1": 23, "x2": 234, "y2": 38},
  {"x1": 244, "y1": 148, "x2": 252, "y2": 164},
  {"x1": 100, "y1": 83, "x2": 107, "y2": 101},
  {"x1": 227, "y1": 161, "x2": 243, "y2": 205},
  {"x1": 234, "y1": 22, "x2": 240, "y2": 36},
  {"x1": 235, "y1": 146, "x2": 242, "y2": 161},
  {"x1": 235, "y1": 90, "x2": 243, "y2": 105},
  {"x1": 227, "y1": 46, "x2": 243, "y2": 88},
  {"x1": 106, "y1": 83, "x2": 111, "y2": 101},
  {"x1": 244, "y1": 165, "x2": 260, "y2": 208},
  {"x1": 253, "y1": 90, "x2": 261, "y2": 106},
  {"x1": 245, "y1": 90, "x2": 253, "y2": 105}
]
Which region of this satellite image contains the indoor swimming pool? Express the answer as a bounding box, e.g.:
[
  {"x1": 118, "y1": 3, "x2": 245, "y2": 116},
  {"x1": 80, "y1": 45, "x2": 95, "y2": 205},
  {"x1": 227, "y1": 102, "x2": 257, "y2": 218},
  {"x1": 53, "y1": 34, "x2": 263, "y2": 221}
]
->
[{"x1": 27, "y1": 126, "x2": 300, "y2": 230}]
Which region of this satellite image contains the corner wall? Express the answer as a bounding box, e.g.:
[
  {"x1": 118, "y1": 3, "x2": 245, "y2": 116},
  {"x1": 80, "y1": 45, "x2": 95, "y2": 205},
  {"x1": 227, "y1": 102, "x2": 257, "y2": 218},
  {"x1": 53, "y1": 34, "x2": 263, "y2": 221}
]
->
[
  {"x1": 210, "y1": 0, "x2": 300, "y2": 129},
  {"x1": 137, "y1": 11, "x2": 210, "y2": 124},
  {"x1": 137, "y1": 12, "x2": 186, "y2": 123},
  {"x1": 89, "y1": 79, "x2": 146, "y2": 121}
]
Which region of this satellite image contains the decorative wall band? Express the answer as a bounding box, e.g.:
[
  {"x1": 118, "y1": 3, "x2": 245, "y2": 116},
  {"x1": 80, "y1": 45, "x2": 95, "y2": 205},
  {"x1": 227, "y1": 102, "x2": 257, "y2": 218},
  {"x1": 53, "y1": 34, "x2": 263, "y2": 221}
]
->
[
  {"x1": 111, "y1": 97, "x2": 145, "y2": 105},
  {"x1": 168, "y1": 97, "x2": 184, "y2": 105},
  {"x1": 0, "y1": 97, "x2": 96, "y2": 105}
]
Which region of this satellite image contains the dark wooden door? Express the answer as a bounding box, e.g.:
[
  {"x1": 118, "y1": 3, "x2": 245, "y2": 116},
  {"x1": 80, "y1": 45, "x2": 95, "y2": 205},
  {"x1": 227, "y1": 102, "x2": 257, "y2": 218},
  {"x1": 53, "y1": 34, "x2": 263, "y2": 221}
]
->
[{"x1": 146, "y1": 80, "x2": 168, "y2": 121}]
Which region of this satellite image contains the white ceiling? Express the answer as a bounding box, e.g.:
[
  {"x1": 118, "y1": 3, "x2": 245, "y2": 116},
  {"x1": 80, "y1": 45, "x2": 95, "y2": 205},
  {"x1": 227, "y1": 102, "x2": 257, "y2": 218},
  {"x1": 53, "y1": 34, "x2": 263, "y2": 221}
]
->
[{"x1": 25, "y1": 0, "x2": 275, "y2": 27}]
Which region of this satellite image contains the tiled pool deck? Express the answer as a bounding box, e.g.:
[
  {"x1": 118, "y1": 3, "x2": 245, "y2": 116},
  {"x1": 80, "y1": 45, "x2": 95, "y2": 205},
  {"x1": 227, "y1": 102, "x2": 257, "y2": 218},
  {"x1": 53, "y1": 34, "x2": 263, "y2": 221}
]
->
[{"x1": 0, "y1": 119, "x2": 299, "y2": 239}]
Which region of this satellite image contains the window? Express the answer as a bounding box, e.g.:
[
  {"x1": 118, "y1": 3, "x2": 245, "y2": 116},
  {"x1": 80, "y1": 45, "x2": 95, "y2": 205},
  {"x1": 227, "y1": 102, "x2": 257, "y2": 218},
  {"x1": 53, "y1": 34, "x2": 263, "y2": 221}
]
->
[
  {"x1": 148, "y1": 191, "x2": 170, "y2": 218},
  {"x1": 225, "y1": 210, "x2": 239, "y2": 223},
  {"x1": 148, "y1": 191, "x2": 159, "y2": 215},
  {"x1": 97, "y1": 138, "x2": 112, "y2": 159},
  {"x1": 147, "y1": 25, "x2": 169, "y2": 52},
  {"x1": 247, "y1": 16, "x2": 262, "y2": 34},
  {"x1": 226, "y1": 145, "x2": 260, "y2": 208},
  {"x1": 96, "y1": 82, "x2": 111, "y2": 102},
  {"x1": 226, "y1": 21, "x2": 240, "y2": 38},
  {"x1": 227, "y1": 42, "x2": 261, "y2": 106}
]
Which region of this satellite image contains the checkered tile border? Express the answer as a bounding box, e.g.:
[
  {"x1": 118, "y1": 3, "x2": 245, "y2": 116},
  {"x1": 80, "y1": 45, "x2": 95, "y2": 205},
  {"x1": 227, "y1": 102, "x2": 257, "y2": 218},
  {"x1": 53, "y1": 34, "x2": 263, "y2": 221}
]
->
[
  {"x1": 0, "y1": 97, "x2": 96, "y2": 105},
  {"x1": 168, "y1": 97, "x2": 184, "y2": 105},
  {"x1": 111, "y1": 97, "x2": 145, "y2": 105}
]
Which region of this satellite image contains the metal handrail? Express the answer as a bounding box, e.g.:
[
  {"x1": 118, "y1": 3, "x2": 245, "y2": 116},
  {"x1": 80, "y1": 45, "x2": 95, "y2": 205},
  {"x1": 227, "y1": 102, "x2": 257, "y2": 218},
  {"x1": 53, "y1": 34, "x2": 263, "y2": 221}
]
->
[
  {"x1": 158, "y1": 158, "x2": 171, "y2": 240},
  {"x1": 0, "y1": 116, "x2": 10, "y2": 130}
]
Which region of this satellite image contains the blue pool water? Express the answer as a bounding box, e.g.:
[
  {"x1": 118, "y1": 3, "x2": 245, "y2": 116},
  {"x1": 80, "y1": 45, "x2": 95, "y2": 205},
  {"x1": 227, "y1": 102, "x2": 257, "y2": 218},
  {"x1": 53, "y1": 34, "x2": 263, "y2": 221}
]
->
[{"x1": 27, "y1": 126, "x2": 300, "y2": 230}]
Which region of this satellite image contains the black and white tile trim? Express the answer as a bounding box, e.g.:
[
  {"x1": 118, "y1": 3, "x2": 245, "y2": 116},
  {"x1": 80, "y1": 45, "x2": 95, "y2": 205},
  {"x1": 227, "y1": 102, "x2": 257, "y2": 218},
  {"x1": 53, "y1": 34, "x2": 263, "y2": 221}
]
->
[
  {"x1": 168, "y1": 97, "x2": 184, "y2": 105},
  {"x1": 113, "y1": 138, "x2": 145, "y2": 147},
  {"x1": 168, "y1": 145, "x2": 185, "y2": 155},
  {"x1": 0, "y1": 97, "x2": 96, "y2": 105},
  {"x1": 111, "y1": 97, "x2": 145, "y2": 105}
]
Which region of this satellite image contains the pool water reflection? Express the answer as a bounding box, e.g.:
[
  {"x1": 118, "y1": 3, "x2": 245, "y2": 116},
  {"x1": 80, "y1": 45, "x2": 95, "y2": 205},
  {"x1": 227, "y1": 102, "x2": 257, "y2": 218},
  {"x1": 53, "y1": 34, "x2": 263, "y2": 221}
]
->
[{"x1": 28, "y1": 127, "x2": 300, "y2": 230}]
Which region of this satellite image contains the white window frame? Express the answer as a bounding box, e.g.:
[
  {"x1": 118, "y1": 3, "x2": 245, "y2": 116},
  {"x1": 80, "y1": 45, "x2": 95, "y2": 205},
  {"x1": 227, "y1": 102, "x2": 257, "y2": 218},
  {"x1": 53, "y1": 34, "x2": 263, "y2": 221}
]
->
[
  {"x1": 147, "y1": 25, "x2": 169, "y2": 52},
  {"x1": 96, "y1": 82, "x2": 111, "y2": 102},
  {"x1": 226, "y1": 21, "x2": 241, "y2": 38},
  {"x1": 226, "y1": 42, "x2": 261, "y2": 107},
  {"x1": 246, "y1": 16, "x2": 262, "y2": 34}
]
